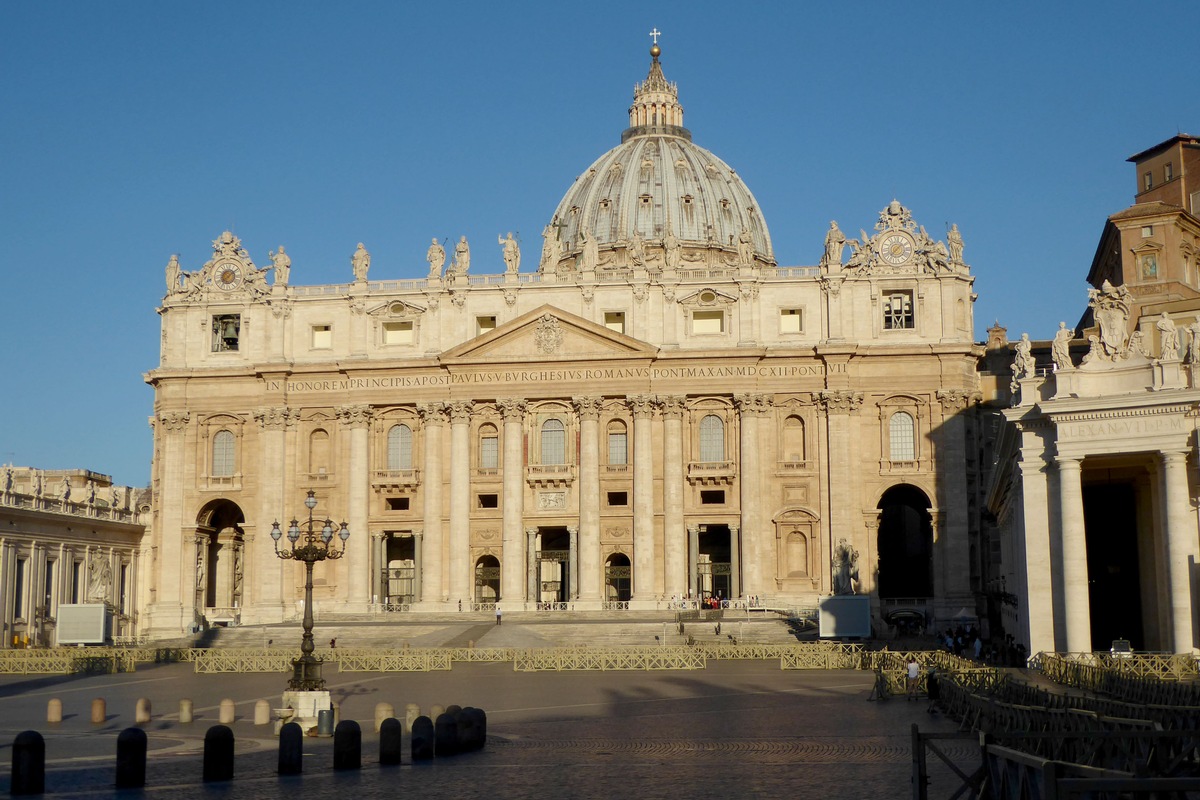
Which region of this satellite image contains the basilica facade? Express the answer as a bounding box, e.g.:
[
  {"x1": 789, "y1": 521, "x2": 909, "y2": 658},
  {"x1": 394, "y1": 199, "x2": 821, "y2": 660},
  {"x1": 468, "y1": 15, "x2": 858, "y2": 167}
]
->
[{"x1": 143, "y1": 45, "x2": 984, "y2": 637}]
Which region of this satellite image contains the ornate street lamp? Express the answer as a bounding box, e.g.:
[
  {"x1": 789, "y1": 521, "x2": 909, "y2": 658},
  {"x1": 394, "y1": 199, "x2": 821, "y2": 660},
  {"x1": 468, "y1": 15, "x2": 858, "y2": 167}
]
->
[{"x1": 270, "y1": 490, "x2": 349, "y2": 691}]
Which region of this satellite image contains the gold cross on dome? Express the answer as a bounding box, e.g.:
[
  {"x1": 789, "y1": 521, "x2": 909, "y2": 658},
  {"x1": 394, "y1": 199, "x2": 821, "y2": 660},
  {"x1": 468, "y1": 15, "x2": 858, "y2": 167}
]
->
[{"x1": 649, "y1": 28, "x2": 661, "y2": 45}]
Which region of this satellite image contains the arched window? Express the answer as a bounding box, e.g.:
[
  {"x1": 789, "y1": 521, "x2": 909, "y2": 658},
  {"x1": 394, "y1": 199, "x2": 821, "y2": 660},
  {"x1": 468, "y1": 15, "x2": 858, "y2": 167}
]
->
[
  {"x1": 479, "y1": 424, "x2": 499, "y2": 469},
  {"x1": 309, "y1": 429, "x2": 330, "y2": 474},
  {"x1": 541, "y1": 418, "x2": 566, "y2": 465},
  {"x1": 699, "y1": 414, "x2": 724, "y2": 462},
  {"x1": 889, "y1": 412, "x2": 915, "y2": 462},
  {"x1": 387, "y1": 424, "x2": 413, "y2": 470},
  {"x1": 782, "y1": 415, "x2": 806, "y2": 462},
  {"x1": 607, "y1": 420, "x2": 628, "y2": 465},
  {"x1": 212, "y1": 430, "x2": 235, "y2": 477}
]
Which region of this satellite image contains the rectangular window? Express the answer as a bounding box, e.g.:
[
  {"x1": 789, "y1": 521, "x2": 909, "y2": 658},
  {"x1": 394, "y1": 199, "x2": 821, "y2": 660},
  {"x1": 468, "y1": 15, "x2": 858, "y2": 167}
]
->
[
  {"x1": 476, "y1": 316, "x2": 497, "y2": 335},
  {"x1": 604, "y1": 312, "x2": 626, "y2": 334},
  {"x1": 1144, "y1": 171, "x2": 1153, "y2": 191},
  {"x1": 700, "y1": 490, "x2": 725, "y2": 505},
  {"x1": 608, "y1": 431, "x2": 628, "y2": 465},
  {"x1": 692, "y1": 309, "x2": 725, "y2": 334},
  {"x1": 14, "y1": 559, "x2": 26, "y2": 619},
  {"x1": 607, "y1": 491, "x2": 628, "y2": 506},
  {"x1": 311, "y1": 324, "x2": 332, "y2": 349},
  {"x1": 478, "y1": 493, "x2": 499, "y2": 509},
  {"x1": 780, "y1": 308, "x2": 803, "y2": 334},
  {"x1": 43, "y1": 559, "x2": 54, "y2": 610},
  {"x1": 883, "y1": 291, "x2": 914, "y2": 330},
  {"x1": 386, "y1": 497, "x2": 410, "y2": 511},
  {"x1": 382, "y1": 321, "x2": 414, "y2": 345},
  {"x1": 72, "y1": 561, "x2": 82, "y2": 603},
  {"x1": 1141, "y1": 225, "x2": 1154, "y2": 238},
  {"x1": 1165, "y1": 162, "x2": 1174, "y2": 181},
  {"x1": 119, "y1": 564, "x2": 128, "y2": 614},
  {"x1": 212, "y1": 314, "x2": 240, "y2": 352},
  {"x1": 480, "y1": 435, "x2": 499, "y2": 469}
]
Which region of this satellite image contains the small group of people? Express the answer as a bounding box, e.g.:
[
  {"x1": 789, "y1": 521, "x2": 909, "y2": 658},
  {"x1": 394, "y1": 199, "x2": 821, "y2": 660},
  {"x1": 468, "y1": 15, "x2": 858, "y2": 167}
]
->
[{"x1": 904, "y1": 658, "x2": 940, "y2": 712}]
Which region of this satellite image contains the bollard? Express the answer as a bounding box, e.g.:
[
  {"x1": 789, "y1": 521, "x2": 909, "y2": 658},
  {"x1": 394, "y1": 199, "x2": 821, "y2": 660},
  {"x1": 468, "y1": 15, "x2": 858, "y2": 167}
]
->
[
  {"x1": 316, "y1": 708, "x2": 334, "y2": 737},
  {"x1": 46, "y1": 698, "x2": 62, "y2": 724},
  {"x1": 254, "y1": 699, "x2": 271, "y2": 726},
  {"x1": 218, "y1": 698, "x2": 236, "y2": 725},
  {"x1": 333, "y1": 720, "x2": 362, "y2": 771},
  {"x1": 115, "y1": 727, "x2": 147, "y2": 789},
  {"x1": 405, "y1": 702, "x2": 421, "y2": 733},
  {"x1": 434, "y1": 712, "x2": 458, "y2": 757},
  {"x1": 11, "y1": 730, "x2": 45, "y2": 796},
  {"x1": 91, "y1": 697, "x2": 107, "y2": 724},
  {"x1": 179, "y1": 698, "x2": 194, "y2": 724},
  {"x1": 411, "y1": 715, "x2": 434, "y2": 761},
  {"x1": 135, "y1": 697, "x2": 152, "y2": 724},
  {"x1": 455, "y1": 708, "x2": 474, "y2": 752},
  {"x1": 379, "y1": 718, "x2": 403, "y2": 766},
  {"x1": 374, "y1": 702, "x2": 395, "y2": 733},
  {"x1": 466, "y1": 707, "x2": 487, "y2": 750},
  {"x1": 431, "y1": 704, "x2": 445, "y2": 722},
  {"x1": 202, "y1": 725, "x2": 235, "y2": 783},
  {"x1": 278, "y1": 722, "x2": 303, "y2": 775},
  {"x1": 332, "y1": 700, "x2": 341, "y2": 727}
]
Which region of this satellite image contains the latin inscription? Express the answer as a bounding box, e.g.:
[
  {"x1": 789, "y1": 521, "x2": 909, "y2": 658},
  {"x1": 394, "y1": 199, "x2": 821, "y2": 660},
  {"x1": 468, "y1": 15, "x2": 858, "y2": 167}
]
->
[{"x1": 1058, "y1": 416, "x2": 1186, "y2": 440}]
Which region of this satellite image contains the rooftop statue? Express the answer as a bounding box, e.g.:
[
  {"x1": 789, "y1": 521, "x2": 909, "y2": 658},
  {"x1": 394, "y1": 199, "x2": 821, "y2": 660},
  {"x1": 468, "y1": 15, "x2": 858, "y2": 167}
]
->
[
  {"x1": 628, "y1": 230, "x2": 646, "y2": 268},
  {"x1": 165, "y1": 254, "x2": 182, "y2": 295},
  {"x1": 1157, "y1": 313, "x2": 1179, "y2": 360},
  {"x1": 948, "y1": 223, "x2": 964, "y2": 264},
  {"x1": 270, "y1": 246, "x2": 291, "y2": 286},
  {"x1": 426, "y1": 238, "x2": 446, "y2": 278},
  {"x1": 663, "y1": 226, "x2": 680, "y2": 270},
  {"x1": 351, "y1": 243, "x2": 371, "y2": 282},
  {"x1": 540, "y1": 222, "x2": 562, "y2": 272},
  {"x1": 822, "y1": 221, "x2": 845, "y2": 268},
  {"x1": 737, "y1": 228, "x2": 754, "y2": 267},
  {"x1": 453, "y1": 236, "x2": 470, "y2": 274},
  {"x1": 1188, "y1": 317, "x2": 1200, "y2": 365},
  {"x1": 499, "y1": 232, "x2": 520, "y2": 273},
  {"x1": 1051, "y1": 322, "x2": 1074, "y2": 371},
  {"x1": 579, "y1": 227, "x2": 599, "y2": 272},
  {"x1": 1013, "y1": 333, "x2": 1036, "y2": 379}
]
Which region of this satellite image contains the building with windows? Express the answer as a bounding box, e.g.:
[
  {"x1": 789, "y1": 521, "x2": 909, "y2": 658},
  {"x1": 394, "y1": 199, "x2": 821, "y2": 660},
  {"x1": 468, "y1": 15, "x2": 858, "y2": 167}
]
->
[
  {"x1": 984, "y1": 134, "x2": 1200, "y2": 655},
  {"x1": 143, "y1": 44, "x2": 984, "y2": 637},
  {"x1": 0, "y1": 467, "x2": 148, "y2": 647}
]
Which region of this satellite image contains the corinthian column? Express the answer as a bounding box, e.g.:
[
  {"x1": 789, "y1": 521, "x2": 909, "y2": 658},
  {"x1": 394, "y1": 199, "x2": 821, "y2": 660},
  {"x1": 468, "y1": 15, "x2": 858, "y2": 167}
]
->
[
  {"x1": 337, "y1": 404, "x2": 372, "y2": 610},
  {"x1": 147, "y1": 411, "x2": 190, "y2": 634},
  {"x1": 1160, "y1": 451, "x2": 1196, "y2": 652},
  {"x1": 418, "y1": 402, "x2": 447, "y2": 605},
  {"x1": 251, "y1": 407, "x2": 297, "y2": 623},
  {"x1": 448, "y1": 401, "x2": 473, "y2": 606},
  {"x1": 660, "y1": 396, "x2": 687, "y2": 599},
  {"x1": 1056, "y1": 456, "x2": 1090, "y2": 653},
  {"x1": 629, "y1": 395, "x2": 656, "y2": 602},
  {"x1": 818, "y1": 390, "x2": 863, "y2": 599},
  {"x1": 734, "y1": 394, "x2": 769, "y2": 598},
  {"x1": 573, "y1": 396, "x2": 603, "y2": 604},
  {"x1": 498, "y1": 398, "x2": 527, "y2": 602}
]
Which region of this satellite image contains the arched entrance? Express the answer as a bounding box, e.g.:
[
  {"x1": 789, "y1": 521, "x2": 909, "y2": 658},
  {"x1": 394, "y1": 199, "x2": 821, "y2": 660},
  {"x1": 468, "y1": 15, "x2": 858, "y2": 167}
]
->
[
  {"x1": 604, "y1": 553, "x2": 631, "y2": 603},
  {"x1": 383, "y1": 534, "x2": 416, "y2": 608},
  {"x1": 876, "y1": 485, "x2": 932, "y2": 599},
  {"x1": 474, "y1": 555, "x2": 500, "y2": 604},
  {"x1": 696, "y1": 525, "x2": 733, "y2": 603},
  {"x1": 536, "y1": 527, "x2": 571, "y2": 606},
  {"x1": 195, "y1": 500, "x2": 245, "y2": 626}
]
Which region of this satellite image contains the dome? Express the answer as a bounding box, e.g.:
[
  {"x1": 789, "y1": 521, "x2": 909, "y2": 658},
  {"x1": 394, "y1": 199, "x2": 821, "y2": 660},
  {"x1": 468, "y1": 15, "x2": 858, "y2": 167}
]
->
[{"x1": 540, "y1": 45, "x2": 775, "y2": 273}]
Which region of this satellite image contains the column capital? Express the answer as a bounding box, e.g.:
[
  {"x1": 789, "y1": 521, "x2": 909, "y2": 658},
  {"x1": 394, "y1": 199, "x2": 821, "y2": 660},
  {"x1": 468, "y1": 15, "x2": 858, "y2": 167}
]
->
[
  {"x1": 417, "y1": 402, "x2": 449, "y2": 425},
  {"x1": 572, "y1": 396, "x2": 603, "y2": 420},
  {"x1": 657, "y1": 395, "x2": 687, "y2": 419},
  {"x1": 1159, "y1": 449, "x2": 1190, "y2": 466},
  {"x1": 817, "y1": 390, "x2": 863, "y2": 414},
  {"x1": 449, "y1": 401, "x2": 475, "y2": 424},
  {"x1": 627, "y1": 394, "x2": 656, "y2": 419},
  {"x1": 158, "y1": 411, "x2": 191, "y2": 432},
  {"x1": 253, "y1": 407, "x2": 300, "y2": 430},
  {"x1": 497, "y1": 397, "x2": 527, "y2": 421},
  {"x1": 336, "y1": 405, "x2": 373, "y2": 428},
  {"x1": 1054, "y1": 454, "x2": 1083, "y2": 470},
  {"x1": 936, "y1": 388, "x2": 980, "y2": 413},
  {"x1": 734, "y1": 393, "x2": 772, "y2": 415}
]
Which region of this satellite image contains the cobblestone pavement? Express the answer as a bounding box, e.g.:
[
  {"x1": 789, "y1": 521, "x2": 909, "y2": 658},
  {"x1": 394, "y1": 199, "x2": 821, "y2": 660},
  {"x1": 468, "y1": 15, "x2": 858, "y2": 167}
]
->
[{"x1": 0, "y1": 660, "x2": 975, "y2": 799}]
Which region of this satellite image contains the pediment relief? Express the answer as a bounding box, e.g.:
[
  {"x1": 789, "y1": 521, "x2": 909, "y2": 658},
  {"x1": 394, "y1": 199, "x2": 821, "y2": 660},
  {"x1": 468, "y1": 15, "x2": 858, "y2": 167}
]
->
[
  {"x1": 774, "y1": 507, "x2": 820, "y2": 522},
  {"x1": 440, "y1": 304, "x2": 657, "y2": 362},
  {"x1": 367, "y1": 299, "x2": 426, "y2": 318},
  {"x1": 677, "y1": 287, "x2": 737, "y2": 308}
]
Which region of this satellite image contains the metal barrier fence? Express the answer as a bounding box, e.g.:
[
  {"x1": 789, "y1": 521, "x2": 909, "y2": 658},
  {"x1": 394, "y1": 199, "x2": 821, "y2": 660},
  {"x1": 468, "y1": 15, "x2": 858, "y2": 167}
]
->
[{"x1": 1037, "y1": 652, "x2": 1200, "y2": 706}]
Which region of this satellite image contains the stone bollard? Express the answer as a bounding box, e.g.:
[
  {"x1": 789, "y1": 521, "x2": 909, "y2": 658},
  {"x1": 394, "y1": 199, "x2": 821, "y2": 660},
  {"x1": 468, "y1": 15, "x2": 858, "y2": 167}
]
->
[
  {"x1": 91, "y1": 697, "x2": 107, "y2": 724},
  {"x1": 455, "y1": 708, "x2": 474, "y2": 752},
  {"x1": 434, "y1": 712, "x2": 458, "y2": 757},
  {"x1": 179, "y1": 698, "x2": 193, "y2": 724},
  {"x1": 115, "y1": 727, "x2": 147, "y2": 789},
  {"x1": 254, "y1": 699, "x2": 271, "y2": 726},
  {"x1": 135, "y1": 697, "x2": 152, "y2": 724},
  {"x1": 411, "y1": 715, "x2": 434, "y2": 761},
  {"x1": 374, "y1": 702, "x2": 395, "y2": 733},
  {"x1": 431, "y1": 704, "x2": 445, "y2": 722},
  {"x1": 11, "y1": 730, "x2": 45, "y2": 796},
  {"x1": 405, "y1": 703, "x2": 421, "y2": 733},
  {"x1": 202, "y1": 725, "x2": 235, "y2": 783},
  {"x1": 218, "y1": 698, "x2": 236, "y2": 725},
  {"x1": 277, "y1": 722, "x2": 303, "y2": 775},
  {"x1": 46, "y1": 698, "x2": 62, "y2": 724},
  {"x1": 467, "y1": 707, "x2": 487, "y2": 750},
  {"x1": 333, "y1": 720, "x2": 361, "y2": 771},
  {"x1": 379, "y1": 718, "x2": 403, "y2": 766}
]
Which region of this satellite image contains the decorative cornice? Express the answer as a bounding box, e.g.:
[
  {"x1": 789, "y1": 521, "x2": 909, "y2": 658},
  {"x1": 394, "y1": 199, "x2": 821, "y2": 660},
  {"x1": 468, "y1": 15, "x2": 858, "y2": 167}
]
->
[
  {"x1": 935, "y1": 389, "x2": 980, "y2": 413},
  {"x1": 158, "y1": 411, "x2": 190, "y2": 432}
]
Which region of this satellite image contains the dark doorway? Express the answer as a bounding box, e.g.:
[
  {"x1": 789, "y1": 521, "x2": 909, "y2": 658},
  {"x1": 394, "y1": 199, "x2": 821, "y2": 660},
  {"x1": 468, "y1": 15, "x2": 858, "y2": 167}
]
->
[
  {"x1": 474, "y1": 555, "x2": 500, "y2": 604},
  {"x1": 383, "y1": 535, "x2": 415, "y2": 606},
  {"x1": 604, "y1": 553, "x2": 631, "y2": 602},
  {"x1": 1083, "y1": 482, "x2": 1144, "y2": 649},
  {"x1": 697, "y1": 525, "x2": 732, "y2": 602},
  {"x1": 877, "y1": 485, "x2": 933, "y2": 598},
  {"x1": 537, "y1": 527, "x2": 571, "y2": 605}
]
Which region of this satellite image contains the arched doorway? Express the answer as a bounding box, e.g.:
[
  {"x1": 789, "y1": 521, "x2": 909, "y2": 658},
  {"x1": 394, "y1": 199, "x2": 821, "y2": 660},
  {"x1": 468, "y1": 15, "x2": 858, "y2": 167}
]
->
[
  {"x1": 383, "y1": 534, "x2": 416, "y2": 608},
  {"x1": 474, "y1": 555, "x2": 500, "y2": 605},
  {"x1": 876, "y1": 485, "x2": 932, "y2": 599},
  {"x1": 195, "y1": 500, "x2": 245, "y2": 626},
  {"x1": 604, "y1": 553, "x2": 631, "y2": 603},
  {"x1": 696, "y1": 525, "x2": 733, "y2": 603},
  {"x1": 536, "y1": 527, "x2": 571, "y2": 606}
]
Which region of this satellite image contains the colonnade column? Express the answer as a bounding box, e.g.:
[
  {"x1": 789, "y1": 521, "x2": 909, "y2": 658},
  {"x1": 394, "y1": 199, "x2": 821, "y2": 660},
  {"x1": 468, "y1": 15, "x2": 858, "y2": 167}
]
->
[
  {"x1": 149, "y1": 412, "x2": 189, "y2": 633},
  {"x1": 735, "y1": 394, "x2": 767, "y2": 598},
  {"x1": 630, "y1": 395, "x2": 656, "y2": 602},
  {"x1": 573, "y1": 397, "x2": 603, "y2": 603},
  {"x1": 1160, "y1": 451, "x2": 1196, "y2": 653},
  {"x1": 567, "y1": 526, "x2": 579, "y2": 601},
  {"x1": 728, "y1": 525, "x2": 741, "y2": 600},
  {"x1": 418, "y1": 403, "x2": 447, "y2": 605},
  {"x1": 935, "y1": 390, "x2": 976, "y2": 604},
  {"x1": 252, "y1": 407, "x2": 295, "y2": 621},
  {"x1": 818, "y1": 391, "x2": 863, "y2": 595},
  {"x1": 498, "y1": 398, "x2": 527, "y2": 602},
  {"x1": 337, "y1": 405, "x2": 372, "y2": 611},
  {"x1": 660, "y1": 396, "x2": 687, "y2": 600},
  {"x1": 1016, "y1": 425, "x2": 1056, "y2": 654},
  {"x1": 448, "y1": 402, "x2": 473, "y2": 606},
  {"x1": 526, "y1": 528, "x2": 539, "y2": 603},
  {"x1": 687, "y1": 525, "x2": 700, "y2": 601},
  {"x1": 1056, "y1": 455, "x2": 1091, "y2": 653},
  {"x1": 370, "y1": 533, "x2": 384, "y2": 605},
  {"x1": 411, "y1": 531, "x2": 423, "y2": 604}
]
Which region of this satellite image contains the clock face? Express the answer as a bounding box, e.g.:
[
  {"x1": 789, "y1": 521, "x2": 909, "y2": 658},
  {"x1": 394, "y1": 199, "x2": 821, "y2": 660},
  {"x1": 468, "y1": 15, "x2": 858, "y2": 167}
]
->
[
  {"x1": 215, "y1": 262, "x2": 243, "y2": 291},
  {"x1": 878, "y1": 233, "x2": 914, "y2": 266}
]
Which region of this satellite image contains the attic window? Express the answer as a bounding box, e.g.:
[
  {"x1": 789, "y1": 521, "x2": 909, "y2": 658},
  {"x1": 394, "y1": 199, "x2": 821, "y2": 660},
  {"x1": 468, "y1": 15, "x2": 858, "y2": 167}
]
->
[
  {"x1": 639, "y1": 194, "x2": 652, "y2": 207},
  {"x1": 682, "y1": 195, "x2": 694, "y2": 206},
  {"x1": 599, "y1": 199, "x2": 611, "y2": 210},
  {"x1": 720, "y1": 198, "x2": 731, "y2": 210}
]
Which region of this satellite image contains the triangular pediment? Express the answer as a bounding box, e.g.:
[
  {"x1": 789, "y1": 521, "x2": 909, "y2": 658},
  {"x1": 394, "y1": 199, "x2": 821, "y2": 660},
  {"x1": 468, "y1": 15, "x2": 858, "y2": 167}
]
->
[{"x1": 440, "y1": 304, "x2": 658, "y2": 363}]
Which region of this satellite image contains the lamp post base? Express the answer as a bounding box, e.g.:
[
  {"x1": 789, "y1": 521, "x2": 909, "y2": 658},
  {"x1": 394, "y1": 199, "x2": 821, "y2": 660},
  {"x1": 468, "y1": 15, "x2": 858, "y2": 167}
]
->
[{"x1": 288, "y1": 654, "x2": 326, "y2": 691}]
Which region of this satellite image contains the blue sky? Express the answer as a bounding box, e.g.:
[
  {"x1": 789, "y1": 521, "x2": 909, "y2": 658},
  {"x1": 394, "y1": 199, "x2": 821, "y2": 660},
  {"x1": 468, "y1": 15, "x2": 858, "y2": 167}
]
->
[{"x1": 1, "y1": 1, "x2": 1195, "y2": 486}]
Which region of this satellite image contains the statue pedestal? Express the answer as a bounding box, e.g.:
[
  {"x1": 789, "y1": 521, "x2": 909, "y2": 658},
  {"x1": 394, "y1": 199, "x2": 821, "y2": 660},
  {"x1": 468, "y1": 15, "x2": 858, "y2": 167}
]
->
[
  {"x1": 818, "y1": 595, "x2": 871, "y2": 639},
  {"x1": 1153, "y1": 360, "x2": 1185, "y2": 390},
  {"x1": 276, "y1": 690, "x2": 331, "y2": 735}
]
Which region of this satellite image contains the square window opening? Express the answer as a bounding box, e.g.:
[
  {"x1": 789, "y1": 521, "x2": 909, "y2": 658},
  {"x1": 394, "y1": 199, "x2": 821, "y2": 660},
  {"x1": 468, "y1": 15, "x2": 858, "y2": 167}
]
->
[
  {"x1": 212, "y1": 314, "x2": 241, "y2": 352},
  {"x1": 386, "y1": 497, "x2": 410, "y2": 511},
  {"x1": 604, "y1": 311, "x2": 626, "y2": 334},
  {"x1": 700, "y1": 490, "x2": 725, "y2": 505},
  {"x1": 383, "y1": 320, "x2": 414, "y2": 345},
  {"x1": 476, "y1": 316, "x2": 497, "y2": 335},
  {"x1": 607, "y1": 491, "x2": 628, "y2": 506},
  {"x1": 882, "y1": 292, "x2": 914, "y2": 330},
  {"x1": 311, "y1": 324, "x2": 332, "y2": 349},
  {"x1": 478, "y1": 493, "x2": 499, "y2": 509},
  {"x1": 692, "y1": 309, "x2": 725, "y2": 334},
  {"x1": 780, "y1": 308, "x2": 803, "y2": 334}
]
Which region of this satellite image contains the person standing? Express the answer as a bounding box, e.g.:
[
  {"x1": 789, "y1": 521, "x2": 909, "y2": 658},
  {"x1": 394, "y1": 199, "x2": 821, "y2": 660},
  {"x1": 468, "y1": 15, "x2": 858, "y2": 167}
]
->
[
  {"x1": 925, "y1": 668, "x2": 940, "y2": 713},
  {"x1": 906, "y1": 658, "x2": 920, "y2": 701},
  {"x1": 495, "y1": 603, "x2": 502, "y2": 626}
]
